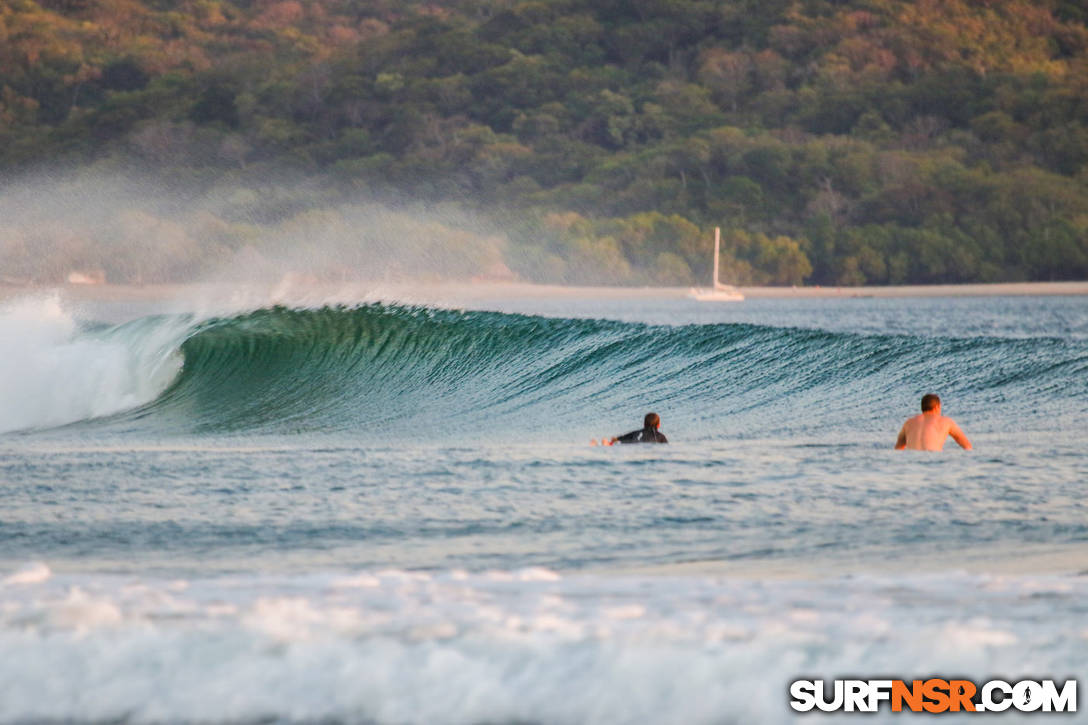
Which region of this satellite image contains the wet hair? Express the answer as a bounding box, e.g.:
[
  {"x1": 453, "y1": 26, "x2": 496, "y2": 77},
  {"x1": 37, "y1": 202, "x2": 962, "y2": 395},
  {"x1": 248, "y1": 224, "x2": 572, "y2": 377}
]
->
[
  {"x1": 921, "y1": 393, "x2": 940, "y2": 412},
  {"x1": 644, "y1": 412, "x2": 660, "y2": 428}
]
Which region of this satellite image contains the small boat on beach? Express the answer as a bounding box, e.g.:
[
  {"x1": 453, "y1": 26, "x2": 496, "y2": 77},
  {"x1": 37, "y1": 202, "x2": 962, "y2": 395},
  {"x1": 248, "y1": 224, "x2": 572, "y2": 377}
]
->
[{"x1": 690, "y1": 227, "x2": 744, "y2": 302}]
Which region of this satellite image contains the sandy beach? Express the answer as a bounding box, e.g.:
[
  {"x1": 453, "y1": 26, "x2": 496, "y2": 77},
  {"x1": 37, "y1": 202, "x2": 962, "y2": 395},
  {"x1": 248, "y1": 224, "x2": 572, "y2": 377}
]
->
[{"x1": 3, "y1": 279, "x2": 1087, "y2": 305}]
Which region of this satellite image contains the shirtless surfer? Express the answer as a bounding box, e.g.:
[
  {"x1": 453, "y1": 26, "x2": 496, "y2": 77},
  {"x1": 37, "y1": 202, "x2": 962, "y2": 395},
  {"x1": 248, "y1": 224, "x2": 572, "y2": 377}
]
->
[{"x1": 895, "y1": 394, "x2": 971, "y2": 451}]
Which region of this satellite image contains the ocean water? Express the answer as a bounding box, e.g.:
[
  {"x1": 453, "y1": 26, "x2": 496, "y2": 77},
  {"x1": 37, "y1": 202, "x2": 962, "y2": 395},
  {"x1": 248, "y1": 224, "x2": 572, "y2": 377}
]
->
[{"x1": 1, "y1": 289, "x2": 1086, "y2": 723}]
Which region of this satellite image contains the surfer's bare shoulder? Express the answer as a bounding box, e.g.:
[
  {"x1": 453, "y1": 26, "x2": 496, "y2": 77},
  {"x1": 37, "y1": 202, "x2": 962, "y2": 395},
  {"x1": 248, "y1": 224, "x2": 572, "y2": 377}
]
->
[{"x1": 895, "y1": 395, "x2": 971, "y2": 451}]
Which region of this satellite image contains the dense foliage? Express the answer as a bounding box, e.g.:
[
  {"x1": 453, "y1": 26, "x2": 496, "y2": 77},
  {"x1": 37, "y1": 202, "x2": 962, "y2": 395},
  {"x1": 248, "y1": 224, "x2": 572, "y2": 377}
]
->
[{"x1": 2, "y1": 0, "x2": 1088, "y2": 285}]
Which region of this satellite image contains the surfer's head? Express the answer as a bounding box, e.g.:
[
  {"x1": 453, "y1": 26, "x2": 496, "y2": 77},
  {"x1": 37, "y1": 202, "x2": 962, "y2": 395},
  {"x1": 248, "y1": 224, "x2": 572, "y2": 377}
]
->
[
  {"x1": 644, "y1": 412, "x2": 660, "y2": 429},
  {"x1": 921, "y1": 393, "x2": 940, "y2": 412}
]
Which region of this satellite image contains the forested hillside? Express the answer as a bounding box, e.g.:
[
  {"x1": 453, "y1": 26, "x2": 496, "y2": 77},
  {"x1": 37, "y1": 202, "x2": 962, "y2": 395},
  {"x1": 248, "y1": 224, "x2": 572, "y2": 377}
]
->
[{"x1": 3, "y1": 0, "x2": 1088, "y2": 285}]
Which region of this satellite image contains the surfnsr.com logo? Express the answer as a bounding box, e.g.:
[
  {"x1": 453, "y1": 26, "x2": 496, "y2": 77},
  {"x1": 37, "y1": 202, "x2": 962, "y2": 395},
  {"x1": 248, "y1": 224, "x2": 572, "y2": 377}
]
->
[{"x1": 790, "y1": 679, "x2": 1077, "y2": 713}]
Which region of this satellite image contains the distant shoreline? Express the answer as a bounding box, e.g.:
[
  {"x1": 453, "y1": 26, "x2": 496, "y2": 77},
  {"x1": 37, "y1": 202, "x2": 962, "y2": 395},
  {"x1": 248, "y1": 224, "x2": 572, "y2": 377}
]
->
[
  {"x1": 738, "y1": 280, "x2": 1088, "y2": 298},
  {"x1": 2, "y1": 279, "x2": 1087, "y2": 304}
]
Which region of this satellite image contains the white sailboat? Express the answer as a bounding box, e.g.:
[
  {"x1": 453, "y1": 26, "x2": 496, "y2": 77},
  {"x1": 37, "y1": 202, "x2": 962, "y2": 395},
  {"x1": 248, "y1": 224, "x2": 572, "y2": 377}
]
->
[{"x1": 690, "y1": 227, "x2": 744, "y2": 302}]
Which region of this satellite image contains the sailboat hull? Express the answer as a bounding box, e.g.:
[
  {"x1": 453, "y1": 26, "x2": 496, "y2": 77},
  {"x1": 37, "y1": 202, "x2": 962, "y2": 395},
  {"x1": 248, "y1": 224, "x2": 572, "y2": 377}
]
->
[{"x1": 690, "y1": 287, "x2": 745, "y2": 302}]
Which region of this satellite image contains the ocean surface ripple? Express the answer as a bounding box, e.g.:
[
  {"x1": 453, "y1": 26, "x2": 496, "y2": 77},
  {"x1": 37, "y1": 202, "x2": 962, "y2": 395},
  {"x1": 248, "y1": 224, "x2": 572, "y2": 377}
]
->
[{"x1": 1, "y1": 292, "x2": 1086, "y2": 724}]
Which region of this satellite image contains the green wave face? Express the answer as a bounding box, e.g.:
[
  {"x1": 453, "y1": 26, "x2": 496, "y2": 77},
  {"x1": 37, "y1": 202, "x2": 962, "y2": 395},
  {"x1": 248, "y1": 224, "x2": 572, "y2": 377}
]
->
[
  {"x1": 88, "y1": 304, "x2": 1088, "y2": 440},
  {"x1": 153, "y1": 304, "x2": 693, "y2": 436}
]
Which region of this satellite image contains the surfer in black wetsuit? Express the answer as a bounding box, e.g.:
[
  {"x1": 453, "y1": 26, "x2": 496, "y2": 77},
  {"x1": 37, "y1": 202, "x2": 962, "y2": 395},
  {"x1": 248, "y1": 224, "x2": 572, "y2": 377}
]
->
[{"x1": 603, "y1": 412, "x2": 668, "y2": 445}]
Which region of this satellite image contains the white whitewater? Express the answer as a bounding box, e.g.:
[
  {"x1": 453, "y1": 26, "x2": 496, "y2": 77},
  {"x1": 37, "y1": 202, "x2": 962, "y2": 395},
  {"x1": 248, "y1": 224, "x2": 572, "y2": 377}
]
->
[
  {"x1": 1, "y1": 566, "x2": 1084, "y2": 724},
  {"x1": 0, "y1": 295, "x2": 185, "y2": 433}
]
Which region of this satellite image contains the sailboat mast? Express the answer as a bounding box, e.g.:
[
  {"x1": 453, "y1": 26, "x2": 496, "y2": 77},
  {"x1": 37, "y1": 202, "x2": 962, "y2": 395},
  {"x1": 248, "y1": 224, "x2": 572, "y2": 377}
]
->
[
  {"x1": 690, "y1": 224, "x2": 743, "y2": 301},
  {"x1": 713, "y1": 226, "x2": 720, "y2": 288}
]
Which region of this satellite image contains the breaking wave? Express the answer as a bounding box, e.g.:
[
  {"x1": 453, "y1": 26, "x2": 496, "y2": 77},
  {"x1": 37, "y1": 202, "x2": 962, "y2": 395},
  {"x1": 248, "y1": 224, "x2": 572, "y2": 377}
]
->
[{"x1": 2, "y1": 297, "x2": 1086, "y2": 437}]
